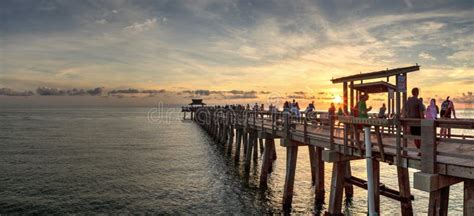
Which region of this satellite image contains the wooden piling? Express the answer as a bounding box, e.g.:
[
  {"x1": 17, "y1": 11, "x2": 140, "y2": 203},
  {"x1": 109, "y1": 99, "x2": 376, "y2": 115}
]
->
[
  {"x1": 282, "y1": 143, "x2": 299, "y2": 208},
  {"x1": 465, "y1": 179, "x2": 474, "y2": 216},
  {"x1": 397, "y1": 167, "x2": 413, "y2": 215},
  {"x1": 245, "y1": 130, "x2": 254, "y2": 171},
  {"x1": 315, "y1": 146, "x2": 325, "y2": 204},
  {"x1": 428, "y1": 187, "x2": 450, "y2": 216},
  {"x1": 235, "y1": 129, "x2": 242, "y2": 162},
  {"x1": 253, "y1": 134, "x2": 258, "y2": 161},
  {"x1": 328, "y1": 160, "x2": 346, "y2": 215},
  {"x1": 243, "y1": 131, "x2": 248, "y2": 157},
  {"x1": 227, "y1": 125, "x2": 234, "y2": 155},
  {"x1": 260, "y1": 138, "x2": 275, "y2": 188},
  {"x1": 309, "y1": 146, "x2": 317, "y2": 184},
  {"x1": 373, "y1": 159, "x2": 380, "y2": 214}
]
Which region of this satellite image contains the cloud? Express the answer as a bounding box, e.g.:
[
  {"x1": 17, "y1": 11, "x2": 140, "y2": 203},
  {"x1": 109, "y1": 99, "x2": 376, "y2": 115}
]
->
[
  {"x1": 123, "y1": 18, "x2": 157, "y2": 34},
  {"x1": 36, "y1": 87, "x2": 105, "y2": 96},
  {"x1": 448, "y1": 50, "x2": 474, "y2": 62},
  {"x1": 108, "y1": 88, "x2": 140, "y2": 94},
  {"x1": 0, "y1": 88, "x2": 34, "y2": 96},
  {"x1": 96, "y1": 19, "x2": 107, "y2": 24},
  {"x1": 419, "y1": 52, "x2": 436, "y2": 60}
]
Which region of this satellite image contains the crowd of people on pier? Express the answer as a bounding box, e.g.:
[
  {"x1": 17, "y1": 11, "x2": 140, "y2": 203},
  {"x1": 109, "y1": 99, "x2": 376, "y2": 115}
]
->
[{"x1": 206, "y1": 87, "x2": 459, "y2": 154}]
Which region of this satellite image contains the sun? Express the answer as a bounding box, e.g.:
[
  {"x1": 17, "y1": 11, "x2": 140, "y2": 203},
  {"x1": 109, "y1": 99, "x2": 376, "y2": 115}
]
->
[{"x1": 334, "y1": 95, "x2": 342, "y2": 104}]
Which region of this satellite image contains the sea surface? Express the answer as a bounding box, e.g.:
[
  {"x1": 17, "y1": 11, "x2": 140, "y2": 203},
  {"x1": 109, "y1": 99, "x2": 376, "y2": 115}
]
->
[{"x1": 0, "y1": 107, "x2": 472, "y2": 215}]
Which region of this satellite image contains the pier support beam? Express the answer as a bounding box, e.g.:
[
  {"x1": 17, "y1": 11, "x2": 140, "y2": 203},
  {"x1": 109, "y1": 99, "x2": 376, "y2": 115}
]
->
[
  {"x1": 428, "y1": 186, "x2": 449, "y2": 216},
  {"x1": 345, "y1": 162, "x2": 354, "y2": 198},
  {"x1": 309, "y1": 146, "x2": 325, "y2": 204},
  {"x1": 243, "y1": 131, "x2": 248, "y2": 157},
  {"x1": 227, "y1": 126, "x2": 234, "y2": 155},
  {"x1": 282, "y1": 144, "x2": 299, "y2": 208},
  {"x1": 260, "y1": 138, "x2": 276, "y2": 188},
  {"x1": 235, "y1": 129, "x2": 242, "y2": 162},
  {"x1": 253, "y1": 134, "x2": 258, "y2": 161},
  {"x1": 397, "y1": 167, "x2": 413, "y2": 216},
  {"x1": 328, "y1": 161, "x2": 346, "y2": 216},
  {"x1": 244, "y1": 130, "x2": 255, "y2": 171},
  {"x1": 465, "y1": 179, "x2": 474, "y2": 216},
  {"x1": 373, "y1": 159, "x2": 381, "y2": 214}
]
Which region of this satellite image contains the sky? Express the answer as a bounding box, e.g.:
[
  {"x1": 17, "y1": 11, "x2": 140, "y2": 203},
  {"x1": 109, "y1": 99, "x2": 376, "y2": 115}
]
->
[{"x1": 0, "y1": 0, "x2": 473, "y2": 108}]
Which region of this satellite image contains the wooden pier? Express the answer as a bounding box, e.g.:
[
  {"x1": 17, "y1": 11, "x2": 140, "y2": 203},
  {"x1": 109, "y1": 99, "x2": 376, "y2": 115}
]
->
[{"x1": 182, "y1": 66, "x2": 474, "y2": 215}]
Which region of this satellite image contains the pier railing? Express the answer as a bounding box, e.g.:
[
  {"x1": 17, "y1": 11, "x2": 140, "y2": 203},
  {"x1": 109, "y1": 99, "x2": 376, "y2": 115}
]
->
[{"x1": 194, "y1": 107, "x2": 474, "y2": 177}]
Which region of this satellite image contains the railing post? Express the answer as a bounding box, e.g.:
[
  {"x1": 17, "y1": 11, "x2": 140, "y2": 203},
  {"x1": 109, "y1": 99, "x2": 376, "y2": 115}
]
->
[
  {"x1": 329, "y1": 114, "x2": 335, "y2": 150},
  {"x1": 420, "y1": 120, "x2": 436, "y2": 174},
  {"x1": 283, "y1": 112, "x2": 290, "y2": 146}
]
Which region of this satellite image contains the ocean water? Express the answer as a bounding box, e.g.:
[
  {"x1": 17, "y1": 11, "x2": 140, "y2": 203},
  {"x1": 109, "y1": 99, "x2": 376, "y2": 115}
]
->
[{"x1": 0, "y1": 107, "x2": 471, "y2": 215}]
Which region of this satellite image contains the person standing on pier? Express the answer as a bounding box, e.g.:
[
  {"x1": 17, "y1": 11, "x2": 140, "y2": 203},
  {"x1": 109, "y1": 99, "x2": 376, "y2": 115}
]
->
[
  {"x1": 358, "y1": 94, "x2": 372, "y2": 119},
  {"x1": 404, "y1": 87, "x2": 425, "y2": 152},
  {"x1": 378, "y1": 103, "x2": 386, "y2": 119},
  {"x1": 440, "y1": 96, "x2": 457, "y2": 138},
  {"x1": 425, "y1": 99, "x2": 439, "y2": 120}
]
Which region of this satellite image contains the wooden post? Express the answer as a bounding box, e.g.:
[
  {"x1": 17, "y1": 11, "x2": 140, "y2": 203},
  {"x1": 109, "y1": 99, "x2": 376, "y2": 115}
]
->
[
  {"x1": 328, "y1": 161, "x2": 346, "y2": 215},
  {"x1": 420, "y1": 120, "x2": 450, "y2": 216},
  {"x1": 227, "y1": 125, "x2": 234, "y2": 155},
  {"x1": 243, "y1": 131, "x2": 248, "y2": 157},
  {"x1": 245, "y1": 130, "x2": 254, "y2": 171},
  {"x1": 282, "y1": 143, "x2": 299, "y2": 208},
  {"x1": 260, "y1": 138, "x2": 275, "y2": 188},
  {"x1": 421, "y1": 120, "x2": 437, "y2": 174},
  {"x1": 253, "y1": 133, "x2": 258, "y2": 161},
  {"x1": 343, "y1": 82, "x2": 348, "y2": 113},
  {"x1": 428, "y1": 187, "x2": 450, "y2": 216},
  {"x1": 309, "y1": 146, "x2": 317, "y2": 184},
  {"x1": 350, "y1": 81, "x2": 354, "y2": 111},
  {"x1": 345, "y1": 162, "x2": 354, "y2": 198},
  {"x1": 396, "y1": 74, "x2": 402, "y2": 165},
  {"x1": 397, "y1": 167, "x2": 413, "y2": 215},
  {"x1": 235, "y1": 129, "x2": 242, "y2": 162},
  {"x1": 259, "y1": 138, "x2": 264, "y2": 155},
  {"x1": 464, "y1": 179, "x2": 474, "y2": 215},
  {"x1": 373, "y1": 159, "x2": 380, "y2": 214},
  {"x1": 315, "y1": 146, "x2": 325, "y2": 204}
]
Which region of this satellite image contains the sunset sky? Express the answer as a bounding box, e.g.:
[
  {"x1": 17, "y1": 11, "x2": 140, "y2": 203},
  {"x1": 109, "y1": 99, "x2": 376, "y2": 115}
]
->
[{"x1": 1, "y1": 0, "x2": 473, "y2": 108}]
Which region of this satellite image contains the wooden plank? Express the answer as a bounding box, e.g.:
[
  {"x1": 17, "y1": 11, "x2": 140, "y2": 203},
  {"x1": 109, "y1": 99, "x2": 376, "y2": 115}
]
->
[{"x1": 331, "y1": 65, "x2": 419, "y2": 84}]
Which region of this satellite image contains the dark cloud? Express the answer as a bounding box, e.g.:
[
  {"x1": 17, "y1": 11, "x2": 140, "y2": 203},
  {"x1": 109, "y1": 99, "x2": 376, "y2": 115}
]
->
[
  {"x1": 294, "y1": 91, "x2": 306, "y2": 95},
  {"x1": 0, "y1": 88, "x2": 34, "y2": 96},
  {"x1": 180, "y1": 89, "x2": 260, "y2": 100},
  {"x1": 36, "y1": 87, "x2": 104, "y2": 96},
  {"x1": 259, "y1": 91, "x2": 271, "y2": 94},
  {"x1": 141, "y1": 89, "x2": 166, "y2": 94},
  {"x1": 108, "y1": 88, "x2": 140, "y2": 94},
  {"x1": 288, "y1": 94, "x2": 316, "y2": 100}
]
